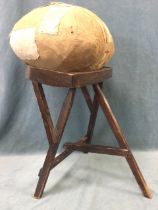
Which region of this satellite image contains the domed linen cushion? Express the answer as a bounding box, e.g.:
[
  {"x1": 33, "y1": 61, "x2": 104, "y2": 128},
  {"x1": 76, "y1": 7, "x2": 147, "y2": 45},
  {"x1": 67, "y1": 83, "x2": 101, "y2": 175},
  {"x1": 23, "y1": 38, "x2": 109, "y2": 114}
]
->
[{"x1": 10, "y1": 2, "x2": 115, "y2": 73}]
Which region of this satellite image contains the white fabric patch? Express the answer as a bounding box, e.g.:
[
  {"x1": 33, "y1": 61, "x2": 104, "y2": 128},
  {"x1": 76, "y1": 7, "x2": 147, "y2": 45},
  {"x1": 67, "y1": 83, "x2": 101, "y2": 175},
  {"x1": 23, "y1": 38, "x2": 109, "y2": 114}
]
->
[
  {"x1": 38, "y1": 6, "x2": 71, "y2": 34},
  {"x1": 10, "y1": 28, "x2": 39, "y2": 60}
]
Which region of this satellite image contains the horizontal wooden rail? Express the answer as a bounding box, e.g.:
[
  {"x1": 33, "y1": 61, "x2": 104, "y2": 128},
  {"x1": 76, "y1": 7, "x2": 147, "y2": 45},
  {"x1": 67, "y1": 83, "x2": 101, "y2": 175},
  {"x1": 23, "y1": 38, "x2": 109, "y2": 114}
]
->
[{"x1": 64, "y1": 143, "x2": 128, "y2": 157}]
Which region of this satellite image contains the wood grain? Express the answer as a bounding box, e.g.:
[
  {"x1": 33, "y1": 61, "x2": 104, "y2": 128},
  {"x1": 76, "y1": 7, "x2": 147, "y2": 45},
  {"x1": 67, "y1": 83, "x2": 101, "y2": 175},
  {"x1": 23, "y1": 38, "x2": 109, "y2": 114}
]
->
[
  {"x1": 93, "y1": 84, "x2": 152, "y2": 199},
  {"x1": 30, "y1": 67, "x2": 152, "y2": 200},
  {"x1": 64, "y1": 143, "x2": 128, "y2": 156},
  {"x1": 33, "y1": 82, "x2": 76, "y2": 199},
  {"x1": 26, "y1": 66, "x2": 112, "y2": 88}
]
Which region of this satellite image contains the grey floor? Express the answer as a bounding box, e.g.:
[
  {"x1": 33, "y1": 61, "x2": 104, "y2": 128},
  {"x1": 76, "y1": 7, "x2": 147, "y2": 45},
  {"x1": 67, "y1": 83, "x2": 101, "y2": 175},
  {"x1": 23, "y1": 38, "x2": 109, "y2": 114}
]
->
[{"x1": 0, "y1": 151, "x2": 158, "y2": 210}]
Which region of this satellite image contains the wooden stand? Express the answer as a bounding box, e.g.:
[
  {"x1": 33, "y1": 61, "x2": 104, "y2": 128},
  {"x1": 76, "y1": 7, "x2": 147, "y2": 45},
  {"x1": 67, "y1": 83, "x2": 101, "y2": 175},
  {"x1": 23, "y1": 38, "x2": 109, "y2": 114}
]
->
[{"x1": 26, "y1": 66, "x2": 152, "y2": 199}]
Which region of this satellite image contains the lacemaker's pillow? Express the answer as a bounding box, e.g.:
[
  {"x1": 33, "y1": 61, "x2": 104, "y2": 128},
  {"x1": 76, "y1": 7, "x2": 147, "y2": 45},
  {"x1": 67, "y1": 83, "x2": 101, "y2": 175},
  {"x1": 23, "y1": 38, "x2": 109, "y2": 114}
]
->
[{"x1": 10, "y1": 2, "x2": 115, "y2": 73}]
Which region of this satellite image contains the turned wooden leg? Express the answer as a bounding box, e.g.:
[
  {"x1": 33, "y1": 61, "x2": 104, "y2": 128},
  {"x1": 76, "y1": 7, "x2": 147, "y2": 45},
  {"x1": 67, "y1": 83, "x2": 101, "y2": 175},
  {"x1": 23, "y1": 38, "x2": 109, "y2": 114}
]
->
[
  {"x1": 32, "y1": 81, "x2": 75, "y2": 198},
  {"x1": 93, "y1": 84, "x2": 152, "y2": 199}
]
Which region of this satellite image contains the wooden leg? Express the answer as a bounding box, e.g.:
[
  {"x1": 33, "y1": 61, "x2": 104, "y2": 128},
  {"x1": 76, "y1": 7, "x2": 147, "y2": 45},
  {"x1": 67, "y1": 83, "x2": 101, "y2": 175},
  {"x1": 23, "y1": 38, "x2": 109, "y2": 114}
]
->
[
  {"x1": 93, "y1": 84, "x2": 152, "y2": 199},
  {"x1": 86, "y1": 92, "x2": 99, "y2": 144},
  {"x1": 80, "y1": 86, "x2": 99, "y2": 154},
  {"x1": 32, "y1": 81, "x2": 75, "y2": 198},
  {"x1": 34, "y1": 145, "x2": 57, "y2": 199},
  {"x1": 81, "y1": 87, "x2": 93, "y2": 113},
  {"x1": 81, "y1": 84, "x2": 103, "y2": 145}
]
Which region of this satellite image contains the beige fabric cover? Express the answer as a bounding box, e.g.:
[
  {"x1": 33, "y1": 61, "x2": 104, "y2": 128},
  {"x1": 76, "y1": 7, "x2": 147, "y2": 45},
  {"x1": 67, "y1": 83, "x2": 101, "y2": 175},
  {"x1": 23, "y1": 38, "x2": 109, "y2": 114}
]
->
[{"x1": 10, "y1": 2, "x2": 115, "y2": 72}]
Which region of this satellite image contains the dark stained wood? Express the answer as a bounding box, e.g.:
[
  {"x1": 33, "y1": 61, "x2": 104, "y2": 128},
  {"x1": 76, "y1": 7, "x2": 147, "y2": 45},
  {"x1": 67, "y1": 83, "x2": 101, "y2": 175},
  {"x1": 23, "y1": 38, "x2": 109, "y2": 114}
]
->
[
  {"x1": 50, "y1": 136, "x2": 88, "y2": 170},
  {"x1": 32, "y1": 82, "x2": 56, "y2": 145},
  {"x1": 30, "y1": 66, "x2": 152, "y2": 200},
  {"x1": 126, "y1": 152, "x2": 152, "y2": 199},
  {"x1": 93, "y1": 84, "x2": 129, "y2": 149},
  {"x1": 33, "y1": 83, "x2": 76, "y2": 199},
  {"x1": 64, "y1": 143, "x2": 128, "y2": 156},
  {"x1": 93, "y1": 84, "x2": 152, "y2": 199},
  {"x1": 52, "y1": 150, "x2": 73, "y2": 169},
  {"x1": 34, "y1": 145, "x2": 57, "y2": 199},
  {"x1": 56, "y1": 88, "x2": 76, "y2": 141},
  {"x1": 85, "y1": 83, "x2": 103, "y2": 145},
  {"x1": 38, "y1": 150, "x2": 73, "y2": 177},
  {"x1": 81, "y1": 87, "x2": 93, "y2": 112},
  {"x1": 26, "y1": 66, "x2": 112, "y2": 88}
]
